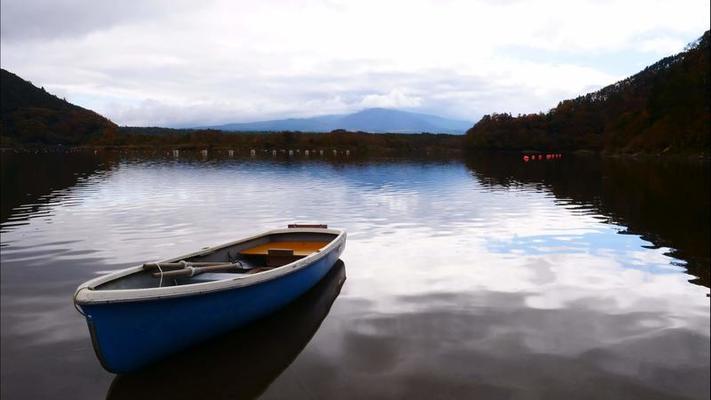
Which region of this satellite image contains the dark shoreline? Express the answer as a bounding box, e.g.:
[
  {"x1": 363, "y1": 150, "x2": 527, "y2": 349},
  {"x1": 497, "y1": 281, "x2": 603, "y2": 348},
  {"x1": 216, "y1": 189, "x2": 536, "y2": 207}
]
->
[{"x1": 2, "y1": 143, "x2": 709, "y2": 162}]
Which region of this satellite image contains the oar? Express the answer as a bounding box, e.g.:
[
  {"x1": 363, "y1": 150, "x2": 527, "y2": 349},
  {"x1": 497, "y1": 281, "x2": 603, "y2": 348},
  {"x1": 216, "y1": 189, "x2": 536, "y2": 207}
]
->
[
  {"x1": 142, "y1": 261, "x2": 234, "y2": 271},
  {"x1": 151, "y1": 263, "x2": 247, "y2": 278}
]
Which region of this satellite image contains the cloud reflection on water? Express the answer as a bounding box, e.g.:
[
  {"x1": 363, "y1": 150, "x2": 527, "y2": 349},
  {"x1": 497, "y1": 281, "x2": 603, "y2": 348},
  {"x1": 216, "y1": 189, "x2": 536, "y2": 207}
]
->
[{"x1": 0, "y1": 153, "x2": 708, "y2": 399}]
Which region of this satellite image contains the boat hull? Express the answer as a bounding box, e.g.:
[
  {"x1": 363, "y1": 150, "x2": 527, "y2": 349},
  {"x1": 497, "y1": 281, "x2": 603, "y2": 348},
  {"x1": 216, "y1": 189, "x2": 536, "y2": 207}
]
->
[{"x1": 81, "y1": 238, "x2": 343, "y2": 373}]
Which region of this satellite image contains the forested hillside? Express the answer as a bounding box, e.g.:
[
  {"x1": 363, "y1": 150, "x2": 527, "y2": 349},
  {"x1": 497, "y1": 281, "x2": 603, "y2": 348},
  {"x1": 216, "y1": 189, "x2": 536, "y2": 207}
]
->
[
  {"x1": 466, "y1": 31, "x2": 710, "y2": 154},
  {"x1": 1, "y1": 69, "x2": 116, "y2": 145}
]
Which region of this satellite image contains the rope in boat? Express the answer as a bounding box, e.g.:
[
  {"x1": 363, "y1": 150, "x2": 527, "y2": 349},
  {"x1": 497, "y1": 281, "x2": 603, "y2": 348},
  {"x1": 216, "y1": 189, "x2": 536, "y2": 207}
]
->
[
  {"x1": 179, "y1": 259, "x2": 197, "y2": 277},
  {"x1": 73, "y1": 289, "x2": 86, "y2": 316},
  {"x1": 156, "y1": 262, "x2": 164, "y2": 287}
]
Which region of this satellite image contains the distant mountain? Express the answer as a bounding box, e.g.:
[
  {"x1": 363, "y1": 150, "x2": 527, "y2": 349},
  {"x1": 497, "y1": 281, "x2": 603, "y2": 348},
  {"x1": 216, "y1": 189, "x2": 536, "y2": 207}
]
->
[
  {"x1": 206, "y1": 108, "x2": 473, "y2": 134},
  {"x1": 1, "y1": 69, "x2": 116, "y2": 145},
  {"x1": 466, "y1": 31, "x2": 710, "y2": 154}
]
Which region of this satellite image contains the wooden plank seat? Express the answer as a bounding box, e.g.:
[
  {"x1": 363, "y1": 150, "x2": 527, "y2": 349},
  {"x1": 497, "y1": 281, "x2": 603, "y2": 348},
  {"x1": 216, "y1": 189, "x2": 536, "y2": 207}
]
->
[
  {"x1": 240, "y1": 241, "x2": 329, "y2": 257},
  {"x1": 240, "y1": 241, "x2": 330, "y2": 268}
]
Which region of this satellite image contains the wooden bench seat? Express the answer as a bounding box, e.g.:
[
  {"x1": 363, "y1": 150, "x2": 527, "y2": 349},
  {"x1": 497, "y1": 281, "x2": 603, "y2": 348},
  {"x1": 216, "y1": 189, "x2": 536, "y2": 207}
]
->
[
  {"x1": 239, "y1": 241, "x2": 329, "y2": 257},
  {"x1": 240, "y1": 241, "x2": 330, "y2": 268}
]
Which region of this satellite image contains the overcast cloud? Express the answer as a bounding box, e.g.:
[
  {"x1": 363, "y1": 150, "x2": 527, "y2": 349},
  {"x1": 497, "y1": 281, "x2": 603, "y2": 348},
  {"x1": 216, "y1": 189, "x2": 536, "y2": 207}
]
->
[{"x1": 1, "y1": 0, "x2": 709, "y2": 127}]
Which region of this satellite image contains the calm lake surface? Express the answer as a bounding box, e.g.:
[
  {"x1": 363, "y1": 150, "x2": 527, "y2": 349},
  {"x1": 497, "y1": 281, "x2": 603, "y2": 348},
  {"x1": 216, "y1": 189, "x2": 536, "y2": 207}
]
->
[{"x1": 1, "y1": 150, "x2": 709, "y2": 400}]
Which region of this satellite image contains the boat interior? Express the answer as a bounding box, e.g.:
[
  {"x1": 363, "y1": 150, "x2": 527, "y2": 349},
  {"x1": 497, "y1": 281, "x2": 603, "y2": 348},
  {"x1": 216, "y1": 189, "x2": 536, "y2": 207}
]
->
[{"x1": 95, "y1": 232, "x2": 337, "y2": 290}]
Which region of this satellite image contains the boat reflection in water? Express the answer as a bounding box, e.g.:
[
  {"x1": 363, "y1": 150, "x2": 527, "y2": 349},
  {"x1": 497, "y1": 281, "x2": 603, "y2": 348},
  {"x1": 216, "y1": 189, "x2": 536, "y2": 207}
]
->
[{"x1": 106, "y1": 260, "x2": 346, "y2": 400}]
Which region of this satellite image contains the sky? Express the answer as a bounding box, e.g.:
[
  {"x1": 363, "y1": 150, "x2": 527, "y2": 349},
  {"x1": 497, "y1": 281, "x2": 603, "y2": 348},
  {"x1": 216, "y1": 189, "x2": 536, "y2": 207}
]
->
[{"x1": 1, "y1": 0, "x2": 709, "y2": 127}]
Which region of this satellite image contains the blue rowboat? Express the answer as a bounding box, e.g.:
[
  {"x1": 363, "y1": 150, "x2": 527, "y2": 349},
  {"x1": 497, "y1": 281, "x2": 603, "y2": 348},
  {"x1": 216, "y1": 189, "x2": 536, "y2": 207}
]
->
[
  {"x1": 107, "y1": 261, "x2": 346, "y2": 399},
  {"x1": 74, "y1": 225, "x2": 346, "y2": 373}
]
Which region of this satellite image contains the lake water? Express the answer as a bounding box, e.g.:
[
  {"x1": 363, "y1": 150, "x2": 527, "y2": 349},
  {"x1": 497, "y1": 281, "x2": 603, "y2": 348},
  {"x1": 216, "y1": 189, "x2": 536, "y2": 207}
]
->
[{"x1": 1, "y1": 150, "x2": 709, "y2": 400}]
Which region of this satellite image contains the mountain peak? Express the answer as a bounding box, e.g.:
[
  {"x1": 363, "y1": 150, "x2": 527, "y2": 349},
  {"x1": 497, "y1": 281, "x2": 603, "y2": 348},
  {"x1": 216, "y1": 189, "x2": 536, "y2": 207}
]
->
[
  {"x1": 207, "y1": 108, "x2": 473, "y2": 134},
  {"x1": 353, "y1": 107, "x2": 402, "y2": 114}
]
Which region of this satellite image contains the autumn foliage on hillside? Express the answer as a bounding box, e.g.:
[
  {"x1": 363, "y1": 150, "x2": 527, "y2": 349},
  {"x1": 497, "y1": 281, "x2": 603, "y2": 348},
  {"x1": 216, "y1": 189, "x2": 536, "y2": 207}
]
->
[
  {"x1": 466, "y1": 31, "x2": 710, "y2": 154},
  {"x1": 1, "y1": 69, "x2": 117, "y2": 145}
]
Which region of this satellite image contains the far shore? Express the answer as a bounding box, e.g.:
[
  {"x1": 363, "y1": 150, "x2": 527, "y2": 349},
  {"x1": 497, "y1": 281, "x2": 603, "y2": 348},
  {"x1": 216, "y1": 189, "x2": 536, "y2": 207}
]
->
[{"x1": 1, "y1": 142, "x2": 707, "y2": 162}]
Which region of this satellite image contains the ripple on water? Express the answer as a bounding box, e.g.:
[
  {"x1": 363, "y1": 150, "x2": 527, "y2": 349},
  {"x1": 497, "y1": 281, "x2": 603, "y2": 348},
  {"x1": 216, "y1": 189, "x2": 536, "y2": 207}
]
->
[{"x1": 0, "y1": 153, "x2": 708, "y2": 400}]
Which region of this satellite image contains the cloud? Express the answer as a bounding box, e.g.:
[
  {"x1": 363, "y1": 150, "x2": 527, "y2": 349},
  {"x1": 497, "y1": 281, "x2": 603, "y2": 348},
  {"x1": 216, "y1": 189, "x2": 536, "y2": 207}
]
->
[
  {"x1": 1, "y1": 0, "x2": 708, "y2": 126},
  {"x1": 0, "y1": 0, "x2": 198, "y2": 42},
  {"x1": 639, "y1": 37, "x2": 689, "y2": 55},
  {"x1": 360, "y1": 89, "x2": 423, "y2": 109}
]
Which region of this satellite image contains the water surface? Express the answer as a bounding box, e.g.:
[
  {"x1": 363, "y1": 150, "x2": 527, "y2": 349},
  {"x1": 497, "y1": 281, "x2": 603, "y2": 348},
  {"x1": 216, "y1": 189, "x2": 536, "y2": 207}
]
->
[{"x1": 1, "y1": 151, "x2": 708, "y2": 399}]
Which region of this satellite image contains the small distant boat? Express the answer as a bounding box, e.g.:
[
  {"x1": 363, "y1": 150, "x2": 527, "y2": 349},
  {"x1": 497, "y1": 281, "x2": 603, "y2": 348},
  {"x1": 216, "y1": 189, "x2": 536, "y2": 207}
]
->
[{"x1": 74, "y1": 225, "x2": 346, "y2": 373}]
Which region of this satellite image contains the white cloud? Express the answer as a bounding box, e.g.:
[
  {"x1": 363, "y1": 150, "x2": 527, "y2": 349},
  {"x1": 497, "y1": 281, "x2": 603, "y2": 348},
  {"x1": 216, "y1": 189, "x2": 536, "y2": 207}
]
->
[
  {"x1": 1, "y1": 0, "x2": 708, "y2": 126},
  {"x1": 360, "y1": 89, "x2": 423, "y2": 109},
  {"x1": 639, "y1": 37, "x2": 689, "y2": 55}
]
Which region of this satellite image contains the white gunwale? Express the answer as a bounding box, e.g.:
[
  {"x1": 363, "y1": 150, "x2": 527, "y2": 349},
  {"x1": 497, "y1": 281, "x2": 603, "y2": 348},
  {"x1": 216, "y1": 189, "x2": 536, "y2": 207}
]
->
[{"x1": 74, "y1": 228, "x2": 345, "y2": 305}]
